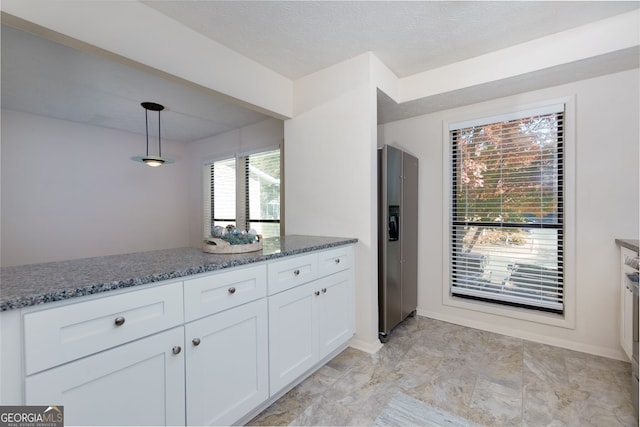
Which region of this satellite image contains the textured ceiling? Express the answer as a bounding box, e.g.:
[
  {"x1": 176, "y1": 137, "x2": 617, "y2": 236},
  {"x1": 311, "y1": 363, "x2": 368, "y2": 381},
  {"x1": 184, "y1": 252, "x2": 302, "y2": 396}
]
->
[
  {"x1": 145, "y1": 1, "x2": 639, "y2": 79},
  {"x1": 2, "y1": 1, "x2": 639, "y2": 141}
]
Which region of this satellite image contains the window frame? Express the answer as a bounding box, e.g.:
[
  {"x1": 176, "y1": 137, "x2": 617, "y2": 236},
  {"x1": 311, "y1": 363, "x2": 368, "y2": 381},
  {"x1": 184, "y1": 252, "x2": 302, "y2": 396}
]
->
[
  {"x1": 203, "y1": 146, "x2": 282, "y2": 239},
  {"x1": 441, "y1": 97, "x2": 576, "y2": 329},
  {"x1": 244, "y1": 151, "x2": 283, "y2": 233},
  {"x1": 206, "y1": 157, "x2": 237, "y2": 228}
]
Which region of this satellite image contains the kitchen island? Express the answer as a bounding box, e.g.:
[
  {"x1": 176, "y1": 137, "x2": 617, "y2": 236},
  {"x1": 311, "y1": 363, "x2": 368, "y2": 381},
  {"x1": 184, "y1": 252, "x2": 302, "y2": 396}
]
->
[
  {"x1": 1, "y1": 235, "x2": 357, "y2": 311},
  {"x1": 0, "y1": 235, "x2": 356, "y2": 426}
]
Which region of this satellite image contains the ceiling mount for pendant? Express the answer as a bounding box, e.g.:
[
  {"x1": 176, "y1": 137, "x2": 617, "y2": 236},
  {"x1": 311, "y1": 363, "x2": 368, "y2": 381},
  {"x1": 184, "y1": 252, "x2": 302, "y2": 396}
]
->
[{"x1": 131, "y1": 101, "x2": 174, "y2": 167}]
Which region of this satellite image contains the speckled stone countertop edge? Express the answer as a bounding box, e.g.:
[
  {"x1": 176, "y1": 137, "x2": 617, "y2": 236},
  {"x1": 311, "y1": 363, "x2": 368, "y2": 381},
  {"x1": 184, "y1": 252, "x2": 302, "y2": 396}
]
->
[
  {"x1": 0, "y1": 235, "x2": 358, "y2": 312},
  {"x1": 615, "y1": 238, "x2": 639, "y2": 253}
]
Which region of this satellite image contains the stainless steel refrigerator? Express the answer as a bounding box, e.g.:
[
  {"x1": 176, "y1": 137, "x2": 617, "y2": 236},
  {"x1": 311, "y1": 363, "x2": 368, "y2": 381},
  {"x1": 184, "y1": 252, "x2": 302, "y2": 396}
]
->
[{"x1": 378, "y1": 145, "x2": 418, "y2": 343}]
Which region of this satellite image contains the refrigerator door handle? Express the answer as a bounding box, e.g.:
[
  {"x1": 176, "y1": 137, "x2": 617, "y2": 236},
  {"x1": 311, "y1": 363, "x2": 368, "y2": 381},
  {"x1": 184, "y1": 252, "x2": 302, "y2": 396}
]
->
[{"x1": 388, "y1": 205, "x2": 399, "y2": 241}]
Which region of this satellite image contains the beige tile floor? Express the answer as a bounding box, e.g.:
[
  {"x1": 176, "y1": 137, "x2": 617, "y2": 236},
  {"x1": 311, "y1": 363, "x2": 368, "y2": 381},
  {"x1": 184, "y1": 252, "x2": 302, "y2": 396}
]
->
[{"x1": 248, "y1": 316, "x2": 637, "y2": 426}]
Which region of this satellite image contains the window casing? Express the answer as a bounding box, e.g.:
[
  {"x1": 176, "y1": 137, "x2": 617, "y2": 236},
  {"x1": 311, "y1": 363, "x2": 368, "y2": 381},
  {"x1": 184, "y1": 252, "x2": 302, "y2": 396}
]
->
[
  {"x1": 449, "y1": 105, "x2": 565, "y2": 313},
  {"x1": 204, "y1": 148, "x2": 281, "y2": 239}
]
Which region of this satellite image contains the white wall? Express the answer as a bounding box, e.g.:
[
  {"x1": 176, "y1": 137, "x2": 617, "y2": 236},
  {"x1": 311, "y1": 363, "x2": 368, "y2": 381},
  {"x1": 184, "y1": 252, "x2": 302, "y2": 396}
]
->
[
  {"x1": 1, "y1": 109, "x2": 190, "y2": 267},
  {"x1": 378, "y1": 69, "x2": 639, "y2": 360},
  {"x1": 285, "y1": 54, "x2": 381, "y2": 353},
  {"x1": 186, "y1": 118, "x2": 284, "y2": 247},
  {"x1": 0, "y1": 113, "x2": 283, "y2": 267}
]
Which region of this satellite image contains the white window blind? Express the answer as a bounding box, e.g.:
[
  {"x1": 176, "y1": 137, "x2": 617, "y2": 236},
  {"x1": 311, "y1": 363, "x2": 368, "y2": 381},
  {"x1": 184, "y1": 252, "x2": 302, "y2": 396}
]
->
[
  {"x1": 204, "y1": 148, "x2": 281, "y2": 239},
  {"x1": 204, "y1": 158, "x2": 236, "y2": 237},
  {"x1": 246, "y1": 149, "x2": 281, "y2": 237},
  {"x1": 450, "y1": 105, "x2": 564, "y2": 312}
]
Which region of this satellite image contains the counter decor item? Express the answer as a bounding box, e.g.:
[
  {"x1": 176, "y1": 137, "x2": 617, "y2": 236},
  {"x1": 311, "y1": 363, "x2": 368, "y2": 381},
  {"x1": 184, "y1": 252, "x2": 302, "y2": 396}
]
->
[{"x1": 202, "y1": 226, "x2": 263, "y2": 254}]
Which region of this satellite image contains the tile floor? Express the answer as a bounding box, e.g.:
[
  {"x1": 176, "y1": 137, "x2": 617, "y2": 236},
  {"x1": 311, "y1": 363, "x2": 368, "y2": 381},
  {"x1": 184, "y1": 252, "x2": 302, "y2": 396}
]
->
[{"x1": 248, "y1": 316, "x2": 637, "y2": 426}]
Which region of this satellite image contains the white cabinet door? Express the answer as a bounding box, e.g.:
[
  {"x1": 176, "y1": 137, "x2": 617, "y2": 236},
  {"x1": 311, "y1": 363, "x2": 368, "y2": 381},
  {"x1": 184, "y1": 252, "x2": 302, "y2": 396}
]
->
[
  {"x1": 185, "y1": 299, "x2": 269, "y2": 426},
  {"x1": 268, "y1": 268, "x2": 355, "y2": 395},
  {"x1": 622, "y1": 283, "x2": 634, "y2": 359},
  {"x1": 621, "y1": 277, "x2": 634, "y2": 359},
  {"x1": 268, "y1": 281, "x2": 319, "y2": 394},
  {"x1": 25, "y1": 327, "x2": 185, "y2": 426},
  {"x1": 317, "y1": 270, "x2": 354, "y2": 359}
]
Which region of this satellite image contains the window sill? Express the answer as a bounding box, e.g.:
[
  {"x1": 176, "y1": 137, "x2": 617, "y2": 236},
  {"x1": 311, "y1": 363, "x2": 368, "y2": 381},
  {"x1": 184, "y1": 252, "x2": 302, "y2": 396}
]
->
[{"x1": 443, "y1": 291, "x2": 574, "y2": 330}]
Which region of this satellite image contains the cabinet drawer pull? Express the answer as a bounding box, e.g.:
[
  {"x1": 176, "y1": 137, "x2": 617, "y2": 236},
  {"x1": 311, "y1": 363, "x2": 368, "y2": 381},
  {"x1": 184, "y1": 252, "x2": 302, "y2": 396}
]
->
[
  {"x1": 322, "y1": 288, "x2": 327, "y2": 293},
  {"x1": 192, "y1": 338, "x2": 201, "y2": 346},
  {"x1": 114, "y1": 316, "x2": 126, "y2": 327},
  {"x1": 293, "y1": 269, "x2": 300, "y2": 276},
  {"x1": 334, "y1": 258, "x2": 341, "y2": 264},
  {"x1": 228, "y1": 287, "x2": 236, "y2": 294},
  {"x1": 314, "y1": 290, "x2": 320, "y2": 296},
  {"x1": 172, "y1": 346, "x2": 182, "y2": 355}
]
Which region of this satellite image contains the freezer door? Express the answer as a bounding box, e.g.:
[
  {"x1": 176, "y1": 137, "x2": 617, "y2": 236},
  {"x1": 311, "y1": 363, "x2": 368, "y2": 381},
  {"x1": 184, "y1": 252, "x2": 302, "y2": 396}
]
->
[{"x1": 401, "y1": 151, "x2": 418, "y2": 319}]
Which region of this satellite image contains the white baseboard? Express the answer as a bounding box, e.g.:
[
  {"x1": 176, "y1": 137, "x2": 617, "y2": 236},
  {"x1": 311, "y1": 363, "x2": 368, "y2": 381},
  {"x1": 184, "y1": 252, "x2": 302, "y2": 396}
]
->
[
  {"x1": 417, "y1": 309, "x2": 628, "y2": 362},
  {"x1": 349, "y1": 337, "x2": 383, "y2": 354}
]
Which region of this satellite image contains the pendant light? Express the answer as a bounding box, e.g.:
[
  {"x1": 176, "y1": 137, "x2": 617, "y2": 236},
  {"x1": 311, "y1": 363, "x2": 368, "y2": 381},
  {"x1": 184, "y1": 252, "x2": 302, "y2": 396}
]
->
[{"x1": 131, "y1": 102, "x2": 174, "y2": 167}]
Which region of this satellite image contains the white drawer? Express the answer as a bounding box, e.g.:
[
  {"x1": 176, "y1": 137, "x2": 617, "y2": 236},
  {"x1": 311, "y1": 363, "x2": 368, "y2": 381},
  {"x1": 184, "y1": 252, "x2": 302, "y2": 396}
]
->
[
  {"x1": 24, "y1": 283, "x2": 183, "y2": 375},
  {"x1": 183, "y1": 264, "x2": 267, "y2": 321},
  {"x1": 268, "y1": 253, "x2": 318, "y2": 295},
  {"x1": 318, "y1": 245, "x2": 353, "y2": 277}
]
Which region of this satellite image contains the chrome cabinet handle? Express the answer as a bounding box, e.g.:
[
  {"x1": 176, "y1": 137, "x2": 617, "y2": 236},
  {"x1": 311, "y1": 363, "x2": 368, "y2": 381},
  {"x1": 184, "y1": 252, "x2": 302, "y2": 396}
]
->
[
  {"x1": 172, "y1": 346, "x2": 182, "y2": 355},
  {"x1": 228, "y1": 287, "x2": 236, "y2": 294},
  {"x1": 192, "y1": 338, "x2": 201, "y2": 346},
  {"x1": 314, "y1": 290, "x2": 320, "y2": 296},
  {"x1": 294, "y1": 269, "x2": 300, "y2": 276},
  {"x1": 114, "y1": 316, "x2": 125, "y2": 327}
]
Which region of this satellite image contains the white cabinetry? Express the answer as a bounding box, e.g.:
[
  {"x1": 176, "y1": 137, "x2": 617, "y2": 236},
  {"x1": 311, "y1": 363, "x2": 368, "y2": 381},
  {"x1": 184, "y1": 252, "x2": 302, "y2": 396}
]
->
[
  {"x1": 26, "y1": 327, "x2": 185, "y2": 426},
  {"x1": 22, "y1": 283, "x2": 185, "y2": 426},
  {"x1": 5, "y1": 244, "x2": 355, "y2": 426},
  {"x1": 317, "y1": 271, "x2": 354, "y2": 356},
  {"x1": 268, "y1": 280, "x2": 319, "y2": 393},
  {"x1": 183, "y1": 266, "x2": 269, "y2": 426},
  {"x1": 185, "y1": 300, "x2": 268, "y2": 426},
  {"x1": 183, "y1": 264, "x2": 266, "y2": 322},
  {"x1": 620, "y1": 246, "x2": 638, "y2": 359},
  {"x1": 267, "y1": 252, "x2": 318, "y2": 295},
  {"x1": 23, "y1": 282, "x2": 183, "y2": 376},
  {"x1": 268, "y1": 247, "x2": 354, "y2": 394}
]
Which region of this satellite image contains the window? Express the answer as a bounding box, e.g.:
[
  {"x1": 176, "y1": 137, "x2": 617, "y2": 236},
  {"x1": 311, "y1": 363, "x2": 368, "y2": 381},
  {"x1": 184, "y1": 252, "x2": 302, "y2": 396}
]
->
[
  {"x1": 204, "y1": 148, "x2": 281, "y2": 238},
  {"x1": 450, "y1": 105, "x2": 564, "y2": 313}
]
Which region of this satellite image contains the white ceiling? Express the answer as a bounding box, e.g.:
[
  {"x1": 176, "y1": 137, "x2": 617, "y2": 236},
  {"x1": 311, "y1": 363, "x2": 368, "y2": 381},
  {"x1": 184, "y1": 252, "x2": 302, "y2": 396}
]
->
[
  {"x1": 144, "y1": 0, "x2": 640, "y2": 80},
  {"x1": 2, "y1": 1, "x2": 639, "y2": 142},
  {"x1": 1, "y1": 24, "x2": 272, "y2": 143}
]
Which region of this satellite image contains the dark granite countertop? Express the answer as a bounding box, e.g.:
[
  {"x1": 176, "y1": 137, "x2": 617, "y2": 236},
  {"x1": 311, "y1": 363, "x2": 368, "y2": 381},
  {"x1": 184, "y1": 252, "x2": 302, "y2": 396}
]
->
[
  {"x1": 0, "y1": 235, "x2": 357, "y2": 312},
  {"x1": 615, "y1": 238, "x2": 639, "y2": 253}
]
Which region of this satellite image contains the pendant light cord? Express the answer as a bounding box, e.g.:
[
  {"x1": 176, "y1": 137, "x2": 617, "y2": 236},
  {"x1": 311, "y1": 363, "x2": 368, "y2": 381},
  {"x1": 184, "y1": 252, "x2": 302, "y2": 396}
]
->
[
  {"x1": 145, "y1": 108, "x2": 150, "y2": 156},
  {"x1": 134, "y1": 102, "x2": 171, "y2": 166},
  {"x1": 157, "y1": 109, "x2": 162, "y2": 157}
]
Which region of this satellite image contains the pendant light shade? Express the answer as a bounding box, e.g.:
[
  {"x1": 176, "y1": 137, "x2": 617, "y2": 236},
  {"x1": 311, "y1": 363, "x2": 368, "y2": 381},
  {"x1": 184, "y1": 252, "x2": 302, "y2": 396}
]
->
[{"x1": 131, "y1": 102, "x2": 174, "y2": 167}]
